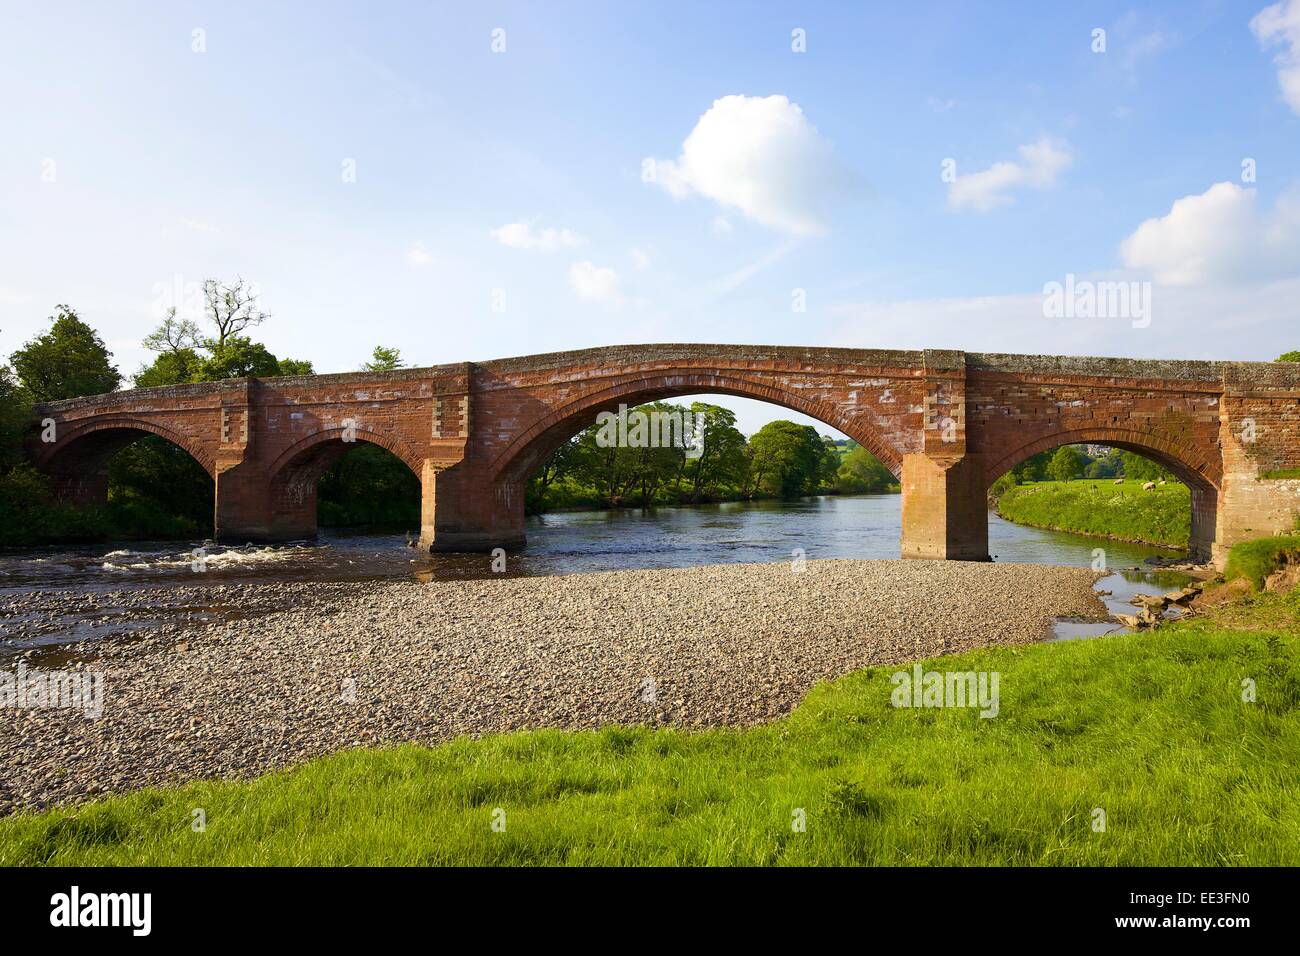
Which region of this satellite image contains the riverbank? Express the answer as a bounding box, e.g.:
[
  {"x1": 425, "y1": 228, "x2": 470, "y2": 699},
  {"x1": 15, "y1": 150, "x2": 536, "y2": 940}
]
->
[
  {"x1": 0, "y1": 559, "x2": 1103, "y2": 816},
  {"x1": 995, "y1": 479, "x2": 1190, "y2": 549},
  {"x1": 3, "y1": 571, "x2": 1296, "y2": 865}
]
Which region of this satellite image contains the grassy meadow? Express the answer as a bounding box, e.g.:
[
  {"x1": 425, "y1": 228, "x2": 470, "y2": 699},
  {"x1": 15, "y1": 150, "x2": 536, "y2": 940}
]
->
[
  {"x1": 996, "y1": 479, "x2": 1191, "y2": 548},
  {"x1": 3, "y1": 590, "x2": 1297, "y2": 866}
]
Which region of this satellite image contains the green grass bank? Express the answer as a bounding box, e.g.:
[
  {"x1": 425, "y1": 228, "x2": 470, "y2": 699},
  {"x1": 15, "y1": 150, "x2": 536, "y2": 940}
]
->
[
  {"x1": 3, "y1": 595, "x2": 1296, "y2": 866},
  {"x1": 995, "y1": 479, "x2": 1191, "y2": 549}
]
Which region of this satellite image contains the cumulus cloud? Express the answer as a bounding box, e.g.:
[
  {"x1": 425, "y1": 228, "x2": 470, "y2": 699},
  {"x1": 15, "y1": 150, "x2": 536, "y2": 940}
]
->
[
  {"x1": 1251, "y1": 0, "x2": 1300, "y2": 114},
  {"x1": 644, "y1": 94, "x2": 854, "y2": 236},
  {"x1": 1119, "y1": 182, "x2": 1300, "y2": 285},
  {"x1": 491, "y1": 221, "x2": 586, "y2": 250},
  {"x1": 568, "y1": 260, "x2": 622, "y2": 302},
  {"x1": 947, "y1": 137, "x2": 1072, "y2": 212}
]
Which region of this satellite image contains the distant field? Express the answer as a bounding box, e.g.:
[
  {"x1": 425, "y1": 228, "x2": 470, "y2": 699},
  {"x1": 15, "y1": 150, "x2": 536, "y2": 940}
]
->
[{"x1": 996, "y1": 479, "x2": 1190, "y2": 549}]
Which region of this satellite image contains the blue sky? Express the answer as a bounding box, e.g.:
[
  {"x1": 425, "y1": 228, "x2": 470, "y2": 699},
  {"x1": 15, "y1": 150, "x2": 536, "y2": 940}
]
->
[{"x1": 3, "y1": 1, "x2": 1300, "y2": 435}]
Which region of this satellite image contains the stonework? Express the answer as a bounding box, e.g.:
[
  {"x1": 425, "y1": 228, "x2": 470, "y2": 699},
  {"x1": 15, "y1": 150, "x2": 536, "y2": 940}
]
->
[{"x1": 29, "y1": 346, "x2": 1300, "y2": 567}]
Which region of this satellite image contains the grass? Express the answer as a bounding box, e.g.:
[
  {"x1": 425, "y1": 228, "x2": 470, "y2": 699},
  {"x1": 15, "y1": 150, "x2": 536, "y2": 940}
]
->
[
  {"x1": 1260, "y1": 468, "x2": 1300, "y2": 480},
  {"x1": 996, "y1": 478, "x2": 1190, "y2": 548},
  {"x1": 2, "y1": 599, "x2": 1298, "y2": 866},
  {"x1": 1224, "y1": 535, "x2": 1300, "y2": 591}
]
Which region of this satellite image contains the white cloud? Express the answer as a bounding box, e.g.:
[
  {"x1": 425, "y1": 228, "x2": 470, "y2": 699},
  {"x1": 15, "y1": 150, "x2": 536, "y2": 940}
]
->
[
  {"x1": 1119, "y1": 182, "x2": 1300, "y2": 285},
  {"x1": 491, "y1": 221, "x2": 586, "y2": 250},
  {"x1": 1252, "y1": 0, "x2": 1300, "y2": 114},
  {"x1": 630, "y1": 248, "x2": 652, "y2": 270},
  {"x1": 407, "y1": 241, "x2": 434, "y2": 266},
  {"x1": 569, "y1": 260, "x2": 622, "y2": 302},
  {"x1": 947, "y1": 137, "x2": 1072, "y2": 212},
  {"x1": 711, "y1": 215, "x2": 734, "y2": 235},
  {"x1": 644, "y1": 94, "x2": 854, "y2": 236}
]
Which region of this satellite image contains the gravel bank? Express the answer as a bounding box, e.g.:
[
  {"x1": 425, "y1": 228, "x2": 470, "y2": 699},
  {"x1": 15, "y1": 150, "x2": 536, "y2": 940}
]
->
[{"x1": 0, "y1": 560, "x2": 1104, "y2": 814}]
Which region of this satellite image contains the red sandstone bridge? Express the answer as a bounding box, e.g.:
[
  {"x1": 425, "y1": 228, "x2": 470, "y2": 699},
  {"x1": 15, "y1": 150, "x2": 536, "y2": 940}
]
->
[{"x1": 29, "y1": 344, "x2": 1300, "y2": 565}]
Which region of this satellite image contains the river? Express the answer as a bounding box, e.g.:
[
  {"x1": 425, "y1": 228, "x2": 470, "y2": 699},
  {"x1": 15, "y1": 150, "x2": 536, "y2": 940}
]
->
[{"x1": 0, "y1": 494, "x2": 1193, "y2": 652}]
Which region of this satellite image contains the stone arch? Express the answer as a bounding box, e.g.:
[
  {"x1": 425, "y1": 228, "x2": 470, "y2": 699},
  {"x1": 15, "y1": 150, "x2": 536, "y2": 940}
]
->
[
  {"x1": 488, "y1": 370, "x2": 903, "y2": 487},
  {"x1": 260, "y1": 426, "x2": 425, "y2": 539},
  {"x1": 33, "y1": 416, "x2": 216, "y2": 478},
  {"x1": 985, "y1": 426, "x2": 1220, "y2": 492},
  {"x1": 986, "y1": 426, "x2": 1220, "y2": 560},
  {"x1": 266, "y1": 426, "x2": 425, "y2": 489}
]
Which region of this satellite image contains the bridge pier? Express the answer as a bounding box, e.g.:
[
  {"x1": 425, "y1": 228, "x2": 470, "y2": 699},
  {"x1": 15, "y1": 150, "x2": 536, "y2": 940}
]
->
[
  {"x1": 419, "y1": 464, "x2": 526, "y2": 553},
  {"x1": 899, "y1": 453, "x2": 990, "y2": 561}
]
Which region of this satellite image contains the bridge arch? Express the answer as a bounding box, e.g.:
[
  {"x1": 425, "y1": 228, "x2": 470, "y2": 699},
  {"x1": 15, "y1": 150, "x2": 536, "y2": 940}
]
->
[
  {"x1": 266, "y1": 426, "x2": 425, "y2": 489},
  {"x1": 986, "y1": 427, "x2": 1220, "y2": 560},
  {"x1": 33, "y1": 416, "x2": 216, "y2": 478},
  {"x1": 260, "y1": 426, "x2": 426, "y2": 539},
  {"x1": 488, "y1": 369, "x2": 903, "y2": 488}
]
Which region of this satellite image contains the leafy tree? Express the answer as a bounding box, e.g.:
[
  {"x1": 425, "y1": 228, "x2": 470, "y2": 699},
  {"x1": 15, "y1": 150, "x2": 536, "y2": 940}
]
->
[
  {"x1": 0, "y1": 366, "x2": 34, "y2": 469},
  {"x1": 134, "y1": 347, "x2": 205, "y2": 387},
  {"x1": 136, "y1": 282, "x2": 310, "y2": 385},
  {"x1": 276, "y1": 358, "x2": 315, "y2": 376},
  {"x1": 1278, "y1": 351, "x2": 1300, "y2": 362},
  {"x1": 1011, "y1": 450, "x2": 1051, "y2": 483},
  {"x1": 836, "y1": 445, "x2": 894, "y2": 493},
  {"x1": 362, "y1": 346, "x2": 406, "y2": 371},
  {"x1": 107, "y1": 436, "x2": 214, "y2": 533},
  {"x1": 682, "y1": 402, "x2": 748, "y2": 501},
  {"x1": 10, "y1": 306, "x2": 121, "y2": 401},
  {"x1": 1047, "y1": 445, "x2": 1084, "y2": 482},
  {"x1": 745, "y1": 421, "x2": 828, "y2": 498},
  {"x1": 1084, "y1": 448, "x2": 1123, "y2": 479},
  {"x1": 1119, "y1": 451, "x2": 1170, "y2": 481},
  {"x1": 195, "y1": 336, "x2": 283, "y2": 380},
  {"x1": 317, "y1": 443, "x2": 420, "y2": 529}
]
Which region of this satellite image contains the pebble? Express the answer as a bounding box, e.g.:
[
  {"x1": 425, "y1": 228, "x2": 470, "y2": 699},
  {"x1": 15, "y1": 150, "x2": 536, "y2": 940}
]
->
[{"x1": 0, "y1": 560, "x2": 1103, "y2": 814}]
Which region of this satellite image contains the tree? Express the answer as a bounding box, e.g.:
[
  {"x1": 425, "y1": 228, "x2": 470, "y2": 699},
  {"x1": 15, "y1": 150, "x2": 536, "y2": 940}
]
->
[
  {"x1": 1279, "y1": 351, "x2": 1300, "y2": 362},
  {"x1": 10, "y1": 306, "x2": 121, "y2": 401},
  {"x1": 1084, "y1": 447, "x2": 1123, "y2": 479},
  {"x1": 1011, "y1": 450, "x2": 1051, "y2": 483},
  {"x1": 1119, "y1": 450, "x2": 1169, "y2": 481},
  {"x1": 362, "y1": 346, "x2": 406, "y2": 371},
  {"x1": 195, "y1": 336, "x2": 284, "y2": 380},
  {"x1": 682, "y1": 402, "x2": 748, "y2": 501},
  {"x1": 836, "y1": 445, "x2": 894, "y2": 493},
  {"x1": 202, "y1": 277, "x2": 269, "y2": 349},
  {"x1": 141, "y1": 310, "x2": 201, "y2": 354},
  {"x1": 134, "y1": 348, "x2": 204, "y2": 387},
  {"x1": 276, "y1": 358, "x2": 314, "y2": 376},
  {"x1": 0, "y1": 366, "x2": 33, "y2": 469},
  {"x1": 745, "y1": 421, "x2": 827, "y2": 498},
  {"x1": 1047, "y1": 445, "x2": 1084, "y2": 481}
]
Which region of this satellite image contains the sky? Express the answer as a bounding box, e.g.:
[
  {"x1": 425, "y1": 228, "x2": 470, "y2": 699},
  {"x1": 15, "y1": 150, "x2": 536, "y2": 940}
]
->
[{"x1": 3, "y1": 0, "x2": 1300, "y2": 437}]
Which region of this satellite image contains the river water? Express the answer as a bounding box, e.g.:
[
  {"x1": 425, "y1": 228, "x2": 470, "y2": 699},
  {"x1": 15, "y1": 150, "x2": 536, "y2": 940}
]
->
[{"x1": 0, "y1": 495, "x2": 1193, "y2": 650}]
